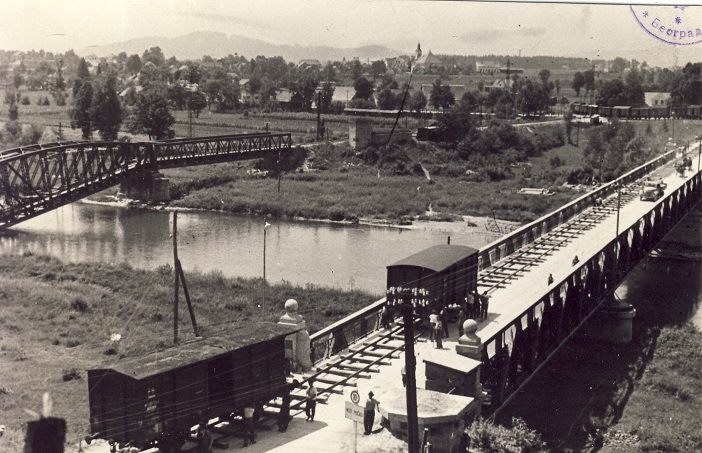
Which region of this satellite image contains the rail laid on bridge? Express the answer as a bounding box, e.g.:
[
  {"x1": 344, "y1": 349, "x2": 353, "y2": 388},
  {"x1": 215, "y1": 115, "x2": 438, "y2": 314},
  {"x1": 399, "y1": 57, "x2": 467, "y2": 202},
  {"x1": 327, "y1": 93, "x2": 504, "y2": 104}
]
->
[
  {"x1": 308, "y1": 146, "x2": 701, "y2": 413},
  {"x1": 0, "y1": 133, "x2": 292, "y2": 228}
]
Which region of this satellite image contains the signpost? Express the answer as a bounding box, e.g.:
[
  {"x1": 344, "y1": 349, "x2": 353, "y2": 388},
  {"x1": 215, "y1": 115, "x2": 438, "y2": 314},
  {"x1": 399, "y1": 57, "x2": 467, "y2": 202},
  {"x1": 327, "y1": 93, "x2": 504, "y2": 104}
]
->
[{"x1": 345, "y1": 391, "x2": 363, "y2": 452}]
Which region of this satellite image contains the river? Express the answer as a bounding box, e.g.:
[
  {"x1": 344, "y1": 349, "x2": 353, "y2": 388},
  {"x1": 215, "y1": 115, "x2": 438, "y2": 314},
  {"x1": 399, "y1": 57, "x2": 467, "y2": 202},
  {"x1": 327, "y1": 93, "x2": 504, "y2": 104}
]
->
[{"x1": 0, "y1": 202, "x2": 500, "y2": 295}]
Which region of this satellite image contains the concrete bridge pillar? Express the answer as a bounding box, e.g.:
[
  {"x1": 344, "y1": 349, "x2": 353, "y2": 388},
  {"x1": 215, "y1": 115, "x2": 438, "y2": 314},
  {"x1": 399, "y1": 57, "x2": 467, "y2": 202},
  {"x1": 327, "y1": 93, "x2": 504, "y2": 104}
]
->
[
  {"x1": 119, "y1": 170, "x2": 170, "y2": 202},
  {"x1": 278, "y1": 299, "x2": 313, "y2": 373},
  {"x1": 587, "y1": 296, "x2": 636, "y2": 344}
]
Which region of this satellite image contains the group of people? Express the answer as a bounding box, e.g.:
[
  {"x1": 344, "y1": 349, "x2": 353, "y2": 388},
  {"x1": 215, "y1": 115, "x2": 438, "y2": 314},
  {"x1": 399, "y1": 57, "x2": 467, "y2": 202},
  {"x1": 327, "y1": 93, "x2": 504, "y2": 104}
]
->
[{"x1": 425, "y1": 290, "x2": 490, "y2": 348}]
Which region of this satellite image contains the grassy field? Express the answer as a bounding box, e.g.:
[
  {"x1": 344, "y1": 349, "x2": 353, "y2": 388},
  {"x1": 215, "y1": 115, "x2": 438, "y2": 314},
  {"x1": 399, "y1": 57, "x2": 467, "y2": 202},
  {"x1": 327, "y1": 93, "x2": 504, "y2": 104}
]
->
[{"x1": 0, "y1": 253, "x2": 379, "y2": 452}]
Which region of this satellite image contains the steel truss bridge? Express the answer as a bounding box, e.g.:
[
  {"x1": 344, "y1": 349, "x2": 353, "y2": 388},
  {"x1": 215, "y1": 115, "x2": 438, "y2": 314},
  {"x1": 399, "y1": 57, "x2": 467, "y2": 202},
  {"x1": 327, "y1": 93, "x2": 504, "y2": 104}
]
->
[
  {"x1": 0, "y1": 133, "x2": 292, "y2": 228},
  {"x1": 307, "y1": 145, "x2": 701, "y2": 417}
]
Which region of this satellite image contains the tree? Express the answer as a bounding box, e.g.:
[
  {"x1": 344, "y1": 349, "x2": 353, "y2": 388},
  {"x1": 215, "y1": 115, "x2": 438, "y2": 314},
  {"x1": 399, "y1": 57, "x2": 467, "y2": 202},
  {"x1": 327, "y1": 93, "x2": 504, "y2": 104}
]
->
[
  {"x1": 70, "y1": 82, "x2": 94, "y2": 139},
  {"x1": 142, "y1": 46, "x2": 165, "y2": 67},
  {"x1": 583, "y1": 69, "x2": 596, "y2": 95},
  {"x1": 90, "y1": 74, "x2": 123, "y2": 140},
  {"x1": 595, "y1": 79, "x2": 628, "y2": 107},
  {"x1": 377, "y1": 88, "x2": 398, "y2": 110},
  {"x1": 55, "y1": 59, "x2": 65, "y2": 92},
  {"x1": 353, "y1": 77, "x2": 374, "y2": 100},
  {"x1": 350, "y1": 59, "x2": 363, "y2": 82},
  {"x1": 8, "y1": 96, "x2": 18, "y2": 121},
  {"x1": 610, "y1": 57, "x2": 627, "y2": 73},
  {"x1": 77, "y1": 58, "x2": 90, "y2": 80},
  {"x1": 436, "y1": 96, "x2": 473, "y2": 145},
  {"x1": 518, "y1": 80, "x2": 548, "y2": 116},
  {"x1": 369, "y1": 60, "x2": 387, "y2": 80},
  {"x1": 13, "y1": 73, "x2": 23, "y2": 89},
  {"x1": 128, "y1": 87, "x2": 174, "y2": 140},
  {"x1": 410, "y1": 90, "x2": 427, "y2": 115},
  {"x1": 319, "y1": 82, "x2": 335, "y2": 113},
  {"x1": 572, "y1": 72, "x2": 585, "y2": 97},
  {"x1": 73, "y1": 58, "x2": 91, "y2": 97},
  {"x1": 126, "y1": 54, "x2": 142, "y2": 74},
  {"x1": 429, "y1": 79, "x2": 455, "y2": 110},
  {"x1": 538, "y1": 69, "x2": 551, "y2": 87},
  {"x1": 670, "y1": 63, "x2": 702, "y2": 105},
  {"x1": 187, "y1": 91, "x2": 207, "y2": 118}
]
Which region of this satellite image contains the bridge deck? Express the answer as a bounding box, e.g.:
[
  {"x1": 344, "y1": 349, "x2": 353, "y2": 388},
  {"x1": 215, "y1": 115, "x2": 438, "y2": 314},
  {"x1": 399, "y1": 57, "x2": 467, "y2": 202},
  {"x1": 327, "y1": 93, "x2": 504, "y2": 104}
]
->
[{"x1": 477, "y1": 162, "x2": 692, "y2": 349}]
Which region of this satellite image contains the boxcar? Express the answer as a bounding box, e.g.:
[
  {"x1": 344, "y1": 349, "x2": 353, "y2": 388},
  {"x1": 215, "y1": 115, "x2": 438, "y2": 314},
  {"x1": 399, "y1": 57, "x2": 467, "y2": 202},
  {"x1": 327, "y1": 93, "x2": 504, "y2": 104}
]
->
[
  {"x1": 387, "y1": 244, "x2": 479, "y2": 307},
  {"x1": 612, "y1": 106, "x2": 631, "y2": 119},
  {"x1": 88, "y1": 322, "x2": 298, "y2": 448}
]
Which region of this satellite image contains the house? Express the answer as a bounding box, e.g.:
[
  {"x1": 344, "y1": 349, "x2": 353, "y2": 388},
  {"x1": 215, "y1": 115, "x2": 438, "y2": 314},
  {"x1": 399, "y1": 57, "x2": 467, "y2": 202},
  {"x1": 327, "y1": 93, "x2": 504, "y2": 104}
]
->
[
  {"x1": 413, "y1": 51, "x2": 443, "y2": 73},
  {"x1": 239, "y1": 78, "x2": 262, "y2": 105},
  {"x1": 644, "y1": 92, "x2": 671, "y2": 107},
  {"x1": 298, "y1": 59, "x2": 322, "y2": 68},
  {"x1": 483, "y1": 79, "x2": 514, "y2": 93},
  {"x1": 475, "y1": 61, "x2": 524, "y2": 76},
  {"x1": 475, "y1": 61, "x2": 501, "y2": 75},
  {"x1": 385, "y1": 56, "x2": 411, "y2": 72}
]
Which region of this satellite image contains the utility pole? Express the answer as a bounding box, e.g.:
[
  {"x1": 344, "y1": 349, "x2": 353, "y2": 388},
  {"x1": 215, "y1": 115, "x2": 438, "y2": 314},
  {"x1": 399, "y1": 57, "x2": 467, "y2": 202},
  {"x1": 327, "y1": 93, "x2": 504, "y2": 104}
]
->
[
  {"x1": 277, "y1": 149, "x2": 281, "y2": 193},
  {"x1": 317, "y1": 92, "x2": 322, "y2": 141},
  {"x1": 173, "y1": 211, "x2": 179, "y2": 345},
  {"x1": 399, "y1": 288, "x2": 419, "y2": 453}
]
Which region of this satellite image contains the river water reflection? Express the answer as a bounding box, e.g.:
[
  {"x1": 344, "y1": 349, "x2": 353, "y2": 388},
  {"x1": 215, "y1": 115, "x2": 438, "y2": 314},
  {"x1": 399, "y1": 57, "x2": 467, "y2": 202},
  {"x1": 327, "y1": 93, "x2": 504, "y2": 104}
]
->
[{"x1": 0, "y1": 203, "x2": 499, "y2": 295}]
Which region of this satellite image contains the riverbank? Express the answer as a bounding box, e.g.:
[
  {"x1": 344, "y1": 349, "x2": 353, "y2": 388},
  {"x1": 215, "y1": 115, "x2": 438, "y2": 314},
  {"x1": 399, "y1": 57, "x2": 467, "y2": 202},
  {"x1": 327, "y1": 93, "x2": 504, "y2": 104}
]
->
[{"x1": 0, "y1": 254, "x2": 379, "y2": 453}]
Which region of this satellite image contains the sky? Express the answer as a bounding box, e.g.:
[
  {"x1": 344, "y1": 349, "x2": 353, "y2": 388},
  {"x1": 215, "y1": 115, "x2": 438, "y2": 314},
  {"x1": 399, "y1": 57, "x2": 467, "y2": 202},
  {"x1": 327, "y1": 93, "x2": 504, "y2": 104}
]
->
[{"x1": 1, "y1": 0, "x2": 701, "y2": 67}]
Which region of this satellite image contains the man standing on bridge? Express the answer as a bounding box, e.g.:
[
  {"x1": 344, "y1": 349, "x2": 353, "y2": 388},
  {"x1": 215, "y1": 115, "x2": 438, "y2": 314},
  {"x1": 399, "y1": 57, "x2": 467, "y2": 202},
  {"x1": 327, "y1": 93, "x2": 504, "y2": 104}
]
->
[
  {"x1": 363, "y1": 391, "x2": 380, "y2": 435},
  {"x1": 479, "y1": 291, "x2": 490, "y2": 321}
]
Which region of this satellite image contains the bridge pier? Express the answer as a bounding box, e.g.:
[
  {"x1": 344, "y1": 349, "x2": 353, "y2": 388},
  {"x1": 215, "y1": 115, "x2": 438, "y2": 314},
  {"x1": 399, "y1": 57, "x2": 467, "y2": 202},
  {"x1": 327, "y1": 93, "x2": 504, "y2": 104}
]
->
[
  {"x1": 119, "y1": 170, "x2": 170, "y2": 202},
  {"x1": 586, "y1": 296, "x2": 636, "y2": 344}
]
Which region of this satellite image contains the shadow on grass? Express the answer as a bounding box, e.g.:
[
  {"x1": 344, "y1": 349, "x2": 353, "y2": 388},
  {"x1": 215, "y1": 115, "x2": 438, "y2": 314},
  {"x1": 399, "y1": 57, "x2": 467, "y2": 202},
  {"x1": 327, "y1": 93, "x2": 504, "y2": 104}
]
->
[{"x1": 495, "y1": 206, "x2": 702, "y2": 452}]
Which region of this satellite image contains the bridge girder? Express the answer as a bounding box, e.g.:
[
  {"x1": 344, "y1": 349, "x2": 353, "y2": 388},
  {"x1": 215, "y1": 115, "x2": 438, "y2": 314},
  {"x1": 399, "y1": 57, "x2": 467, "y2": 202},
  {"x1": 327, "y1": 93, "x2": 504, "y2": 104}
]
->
[{"x1": 0, "y1": 133, "x2": 292, "y2": 228}]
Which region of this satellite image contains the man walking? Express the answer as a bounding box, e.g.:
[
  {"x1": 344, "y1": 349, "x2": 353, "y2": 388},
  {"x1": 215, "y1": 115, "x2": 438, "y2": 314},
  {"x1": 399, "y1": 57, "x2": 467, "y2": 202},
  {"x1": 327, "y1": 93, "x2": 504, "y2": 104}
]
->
[
  {"x1": 363, "y1": 391, "x2": 380, "y2": 435},
  {"x1": 457, "y1": 307, "x2": 466, "y2": 338},
  {"x1": 305, "y1": 378, "x2": 318, "y2": 421}
]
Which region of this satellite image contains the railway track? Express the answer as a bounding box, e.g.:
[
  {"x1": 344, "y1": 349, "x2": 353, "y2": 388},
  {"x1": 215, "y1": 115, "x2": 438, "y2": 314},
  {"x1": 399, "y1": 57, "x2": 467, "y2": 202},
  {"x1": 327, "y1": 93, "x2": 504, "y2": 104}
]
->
[{"x1": 477, "y1": 162, "x2": 677, "y2": 294}]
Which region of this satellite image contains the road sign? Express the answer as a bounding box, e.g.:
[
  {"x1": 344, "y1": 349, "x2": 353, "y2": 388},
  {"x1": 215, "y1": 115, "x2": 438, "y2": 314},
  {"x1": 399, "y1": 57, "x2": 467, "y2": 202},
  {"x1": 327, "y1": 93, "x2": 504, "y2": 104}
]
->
[
  {"x1": 344, "y1": 401, "x2": 364, "y2": 423},
  {"x1": 350, "y1": 390, "x2": 360, "y2": 404}
]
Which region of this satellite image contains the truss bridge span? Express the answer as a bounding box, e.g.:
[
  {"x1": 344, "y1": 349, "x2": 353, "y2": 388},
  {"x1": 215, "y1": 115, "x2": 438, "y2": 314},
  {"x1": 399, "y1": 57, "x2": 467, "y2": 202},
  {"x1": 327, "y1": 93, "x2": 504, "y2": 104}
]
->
[{"x1": 0, "y1": 132, "x2": 293, "y2": 228}]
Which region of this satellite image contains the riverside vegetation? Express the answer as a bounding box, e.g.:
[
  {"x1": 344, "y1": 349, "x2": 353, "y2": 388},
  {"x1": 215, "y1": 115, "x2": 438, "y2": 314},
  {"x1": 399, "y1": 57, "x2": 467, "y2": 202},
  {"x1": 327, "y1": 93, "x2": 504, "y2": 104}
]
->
[{"x1": 164, "y1": 117, "x2": 702, "y2": 225}]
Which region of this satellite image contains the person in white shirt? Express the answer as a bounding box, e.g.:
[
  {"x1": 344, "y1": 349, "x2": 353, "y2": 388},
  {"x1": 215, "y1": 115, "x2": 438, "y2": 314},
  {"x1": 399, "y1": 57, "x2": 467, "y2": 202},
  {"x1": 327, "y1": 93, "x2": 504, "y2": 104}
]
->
[{"x1": 305, "y1": 379, "x2": 318, "y2": 421}]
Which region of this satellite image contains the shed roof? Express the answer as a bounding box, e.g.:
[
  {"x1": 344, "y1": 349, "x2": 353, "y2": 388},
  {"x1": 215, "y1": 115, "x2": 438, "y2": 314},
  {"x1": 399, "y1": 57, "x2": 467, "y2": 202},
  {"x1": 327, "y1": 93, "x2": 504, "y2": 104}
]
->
[
  {"x1": 101, "y1": 322, "x2": 299, "y2": 380},
  {"x1": 388, "y1": 244, "x2": 478, "y2": 273}
]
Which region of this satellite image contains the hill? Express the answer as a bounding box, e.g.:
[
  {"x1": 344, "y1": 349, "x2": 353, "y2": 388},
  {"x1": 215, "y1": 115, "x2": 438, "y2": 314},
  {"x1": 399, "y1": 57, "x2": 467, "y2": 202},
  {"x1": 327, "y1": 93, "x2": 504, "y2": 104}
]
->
[{"x1": 80, "y1": 30, "x2": 403, "y2": 63}]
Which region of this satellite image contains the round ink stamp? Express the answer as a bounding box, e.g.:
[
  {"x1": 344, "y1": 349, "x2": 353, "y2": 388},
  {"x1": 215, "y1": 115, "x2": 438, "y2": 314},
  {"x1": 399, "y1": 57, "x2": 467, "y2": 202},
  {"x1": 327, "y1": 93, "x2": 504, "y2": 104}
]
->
[{"x1": 631, "y1": 5, "x2": 702, "y2": 46}]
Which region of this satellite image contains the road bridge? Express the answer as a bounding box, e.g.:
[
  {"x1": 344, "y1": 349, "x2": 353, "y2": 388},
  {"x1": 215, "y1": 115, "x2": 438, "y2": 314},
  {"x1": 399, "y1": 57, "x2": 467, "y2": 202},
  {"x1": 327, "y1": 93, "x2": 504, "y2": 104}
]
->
[
  {"x1": 0, "y1": 132, "x2": 292, "y2": 229},
  {"x1": 302, "y1": 145, "x2": 700, "y2": 434}
]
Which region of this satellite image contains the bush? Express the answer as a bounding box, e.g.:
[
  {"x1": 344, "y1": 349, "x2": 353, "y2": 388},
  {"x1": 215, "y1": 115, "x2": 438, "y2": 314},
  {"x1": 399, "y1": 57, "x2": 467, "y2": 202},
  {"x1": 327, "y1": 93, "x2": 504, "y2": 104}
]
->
[
  {"x1": 62, "y1": 368, "x2": 81, "y2": 381},
  {"x1": 70, "y1": 298, "x2": 89, "y2": 313},
  {"x1": 20, "y1": 96, "x2": 30, "y2": 105},
  {"x1": 467, "y1": 417, "x2": 549, "y2": 453},
  {"x1": 549, "y1": 155, "x2": 564, "y2": 168}
]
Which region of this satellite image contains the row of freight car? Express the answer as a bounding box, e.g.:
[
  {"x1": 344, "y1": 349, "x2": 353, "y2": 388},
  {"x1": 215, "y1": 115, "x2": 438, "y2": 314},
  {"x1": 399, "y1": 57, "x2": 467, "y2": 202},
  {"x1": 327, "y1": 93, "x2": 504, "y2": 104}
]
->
[{"x1": 571, "y1": 102, "x2": 702, "y2": 119}]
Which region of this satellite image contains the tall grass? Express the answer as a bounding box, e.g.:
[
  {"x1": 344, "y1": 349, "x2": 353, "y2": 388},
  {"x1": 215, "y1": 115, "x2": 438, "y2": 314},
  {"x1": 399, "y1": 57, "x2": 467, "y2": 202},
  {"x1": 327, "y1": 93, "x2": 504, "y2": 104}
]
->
[{"x1": 0, "y1": 253, "x2": 379, "y2": 451}]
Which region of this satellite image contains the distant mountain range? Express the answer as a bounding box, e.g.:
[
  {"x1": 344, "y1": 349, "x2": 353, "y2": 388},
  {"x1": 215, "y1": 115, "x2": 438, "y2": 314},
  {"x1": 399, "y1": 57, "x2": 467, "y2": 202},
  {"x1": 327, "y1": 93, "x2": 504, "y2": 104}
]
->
[{"x1": 81, "y1": 31, "x2": 403, "y2": 63}]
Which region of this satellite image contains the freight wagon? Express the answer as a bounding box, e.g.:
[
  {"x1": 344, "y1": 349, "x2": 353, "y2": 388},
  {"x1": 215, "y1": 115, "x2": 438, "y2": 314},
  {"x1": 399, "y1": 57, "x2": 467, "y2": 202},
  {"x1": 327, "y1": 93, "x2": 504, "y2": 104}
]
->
[{"x1": 87, "y1": 322, "x2": 298, "y2": 451}]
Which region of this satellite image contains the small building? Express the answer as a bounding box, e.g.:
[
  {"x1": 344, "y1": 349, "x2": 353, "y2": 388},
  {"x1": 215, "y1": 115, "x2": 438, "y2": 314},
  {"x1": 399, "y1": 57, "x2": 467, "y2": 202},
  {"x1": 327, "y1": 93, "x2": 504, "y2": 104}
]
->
[
  {"x1": 644, "y1": 91, "x2": 671, "y2": 107},
  {"x1": 483, "y1": 78, "x2": 514, "y2": 93},
  {"x1": 378, "y1": 387, "x2": 479, "y2": 453},
  {"x1": 298, "y1": 59, "x2": 322, "y2": 69}
]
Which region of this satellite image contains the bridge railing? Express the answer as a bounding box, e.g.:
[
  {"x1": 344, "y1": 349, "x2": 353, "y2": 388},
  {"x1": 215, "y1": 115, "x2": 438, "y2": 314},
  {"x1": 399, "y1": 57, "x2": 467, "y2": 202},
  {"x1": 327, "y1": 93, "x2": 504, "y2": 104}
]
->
[
  {"x1": 476, "y1": 145, "x2": 680, "y2": 273},
  {"x1": 309, "y1": 297, "x2": 386, "y2": 365},
  {"x1": 154, "y1": 133, "x2": 293, "y2": 165}
]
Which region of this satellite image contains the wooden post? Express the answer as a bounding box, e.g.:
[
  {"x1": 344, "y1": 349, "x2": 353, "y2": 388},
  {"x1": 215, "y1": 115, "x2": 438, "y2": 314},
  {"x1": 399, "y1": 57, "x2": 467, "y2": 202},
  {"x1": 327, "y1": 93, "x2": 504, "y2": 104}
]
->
[
  {"x1": 173, "y1": 211, "x2": 179, "y2": 344},
  {"x1": 177, "y1": 259, "x2": 199, "y2": 337}
]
